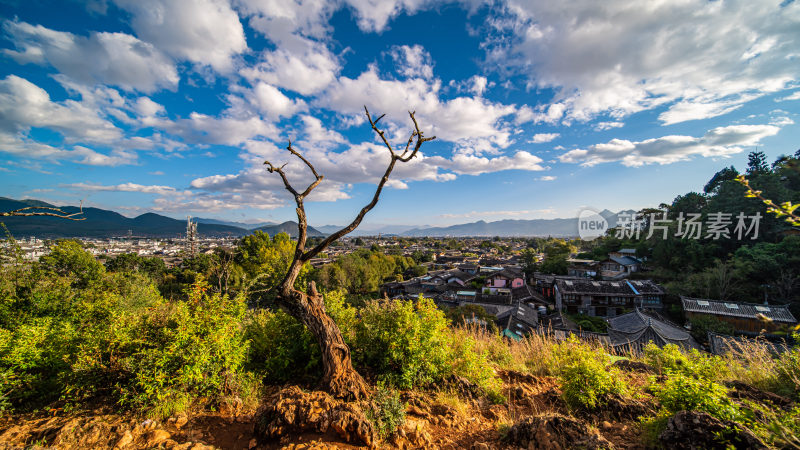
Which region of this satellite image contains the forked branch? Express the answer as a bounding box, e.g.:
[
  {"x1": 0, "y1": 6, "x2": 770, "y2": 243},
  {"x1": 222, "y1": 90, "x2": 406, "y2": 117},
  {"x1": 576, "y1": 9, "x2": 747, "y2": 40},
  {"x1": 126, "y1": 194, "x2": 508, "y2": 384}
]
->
[
  {"x1": 264, "y1": 106, "x2": 435, "y2": 265},
  {"x1": 301, "y1": 107, "x2": 435, "y2": 261},
  {"x1": 0, "y1": 202, "x2": 85, "y2": 220}
]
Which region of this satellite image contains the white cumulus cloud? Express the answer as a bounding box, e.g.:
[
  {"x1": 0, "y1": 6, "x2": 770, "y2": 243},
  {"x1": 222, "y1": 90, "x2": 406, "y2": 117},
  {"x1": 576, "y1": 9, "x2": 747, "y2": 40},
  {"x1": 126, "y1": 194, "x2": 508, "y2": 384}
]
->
[
  {"x1": 3, "y1": 21, "x2": 178, "y2": 93},
  {"x1": 487, "y1": 0, "x2": 800, "y2": 125},
  {"x1": 113, "y1": 0, "x2": 247, "y2": 72},
  {"x1": 529, "y1": 133, "x2": 559, "y2": 143},
  {"x1": 559, "y1": 124, "x2": 782, "y2": 167}
]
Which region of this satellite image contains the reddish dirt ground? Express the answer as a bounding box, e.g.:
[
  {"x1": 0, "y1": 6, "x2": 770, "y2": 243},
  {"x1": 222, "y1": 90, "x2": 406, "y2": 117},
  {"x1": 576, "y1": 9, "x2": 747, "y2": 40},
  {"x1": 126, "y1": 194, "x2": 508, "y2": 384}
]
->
[{"x1": 0, "y1": 372, "x2": 649, "y2": 449}]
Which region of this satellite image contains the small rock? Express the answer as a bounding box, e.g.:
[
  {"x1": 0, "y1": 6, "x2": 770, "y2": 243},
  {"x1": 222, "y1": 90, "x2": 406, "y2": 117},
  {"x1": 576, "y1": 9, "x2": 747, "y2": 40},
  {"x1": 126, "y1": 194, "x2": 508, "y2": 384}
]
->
[
  {"x1": 601, "y1": 421, "x2": 613, "y2": 430},
  {"x1": 146, "y1": 429, "x2": 172, "y2": 447},
  {"x1": 407, "y1": 405, "x2": 428, "y2": 417},
  {"x1": 114, "y1": 430, "x2": 134, "y2": 449},
  {"x1": 505, "y1": 413, "x2": 612, "y2": 450},
  {"x1": 190, "y1": 443, "x2": 215, "y2": 450},
  {"x1": 175, "y1": 414, "x2": 189, "y2": 429}
]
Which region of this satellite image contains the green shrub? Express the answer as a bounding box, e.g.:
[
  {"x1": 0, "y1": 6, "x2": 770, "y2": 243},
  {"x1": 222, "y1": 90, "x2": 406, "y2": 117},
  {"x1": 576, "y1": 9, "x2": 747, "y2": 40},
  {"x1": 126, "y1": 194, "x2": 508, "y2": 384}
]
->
[
  {"x1": 116, "y1": 278, "x2": 253, "y2": 417},
  {"x1": 567, "y1": 313, "x2": 608, "y2": 333},
  {"x1": 244, "y1": 308, "x2": 321, "y2": 384},
  {"x1": 353, "y1": 297, "x2": 452, "y2": 389},
  {"x1": 741, "y1": 402, "x2": 800, "y2": 448},
  {"x1": 248, "y1": 293, "x2": 501, "y2": 399},
  {"x1": 366, "y1": 383, "x2": 406, "y2": 440},
  {"x1": 688, "y1": 315, "x2": 735, "y2": 344},
  {"x1": 643, "y1": 342, "x2": 729, "y2": 381},
  {"x1": 775, "y1": 342, "x2": 800, "y2": 399},
  {"x1": 0, "y1": 251, "x2": 256, "y2": 418},
  {"x1": 449, "y1": 327, "x2": 504, "y2": 402},
  {"x1": 352, "y1": 296, "x2": 501, "y2": 396},
  {"x1": 38, "y1": 240, "x2": 105, "y2": 289},
  {"x1": 549, "y1": 335, "x2": 626, "y2": 410},
  {"x1": 0, "y1": 317, "x2": 73, "y2": 407},
  {"x1": 649, "y1": 372, "x2": 741, "y2": 421}
]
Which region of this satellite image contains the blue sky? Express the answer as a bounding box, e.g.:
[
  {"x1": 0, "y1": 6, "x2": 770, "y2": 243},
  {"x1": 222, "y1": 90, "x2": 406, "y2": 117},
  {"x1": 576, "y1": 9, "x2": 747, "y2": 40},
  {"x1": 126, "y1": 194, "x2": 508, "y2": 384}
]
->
[{"x1": 0, "y1": 0, "x2": 798, "y2": 228}]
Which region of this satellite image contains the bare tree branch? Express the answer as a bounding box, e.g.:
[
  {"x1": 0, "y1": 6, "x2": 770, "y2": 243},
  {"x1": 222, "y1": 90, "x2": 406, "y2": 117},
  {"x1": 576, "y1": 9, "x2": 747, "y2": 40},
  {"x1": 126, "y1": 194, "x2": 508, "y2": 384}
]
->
[
  {"x1": 297, "y1": 106, "x2": 435, "y2": 262},
  {"x1": 0, "y1": 202, "x2": 85, "y2": 220}
]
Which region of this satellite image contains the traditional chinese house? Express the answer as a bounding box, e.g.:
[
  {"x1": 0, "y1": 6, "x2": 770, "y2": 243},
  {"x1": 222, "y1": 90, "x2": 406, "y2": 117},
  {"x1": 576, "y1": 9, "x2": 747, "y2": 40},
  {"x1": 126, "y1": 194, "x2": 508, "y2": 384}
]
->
[
  {"x1": 681, "y1": 296, "x2": 798, "y2": 333},
  {"x1": 555, "y1": 278, "x2": 664, "y2": 317},
  {"x1": 608, "y1": 308, "x2": 700, "y2": 353}
]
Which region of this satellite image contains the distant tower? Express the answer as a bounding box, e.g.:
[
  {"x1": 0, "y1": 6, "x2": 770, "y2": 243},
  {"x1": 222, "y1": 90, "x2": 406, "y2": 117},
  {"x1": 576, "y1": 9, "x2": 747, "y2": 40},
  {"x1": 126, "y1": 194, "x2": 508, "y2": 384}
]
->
[{"x1": 186, "y1": 216, "x2": 198, "y2": 257}]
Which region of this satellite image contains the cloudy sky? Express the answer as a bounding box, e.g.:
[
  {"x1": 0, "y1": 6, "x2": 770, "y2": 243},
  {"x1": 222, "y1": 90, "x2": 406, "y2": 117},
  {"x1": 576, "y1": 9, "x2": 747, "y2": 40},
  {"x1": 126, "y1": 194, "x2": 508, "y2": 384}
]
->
[{"x1": 1, "y1": 0, "x2": 798, "y2": 227}]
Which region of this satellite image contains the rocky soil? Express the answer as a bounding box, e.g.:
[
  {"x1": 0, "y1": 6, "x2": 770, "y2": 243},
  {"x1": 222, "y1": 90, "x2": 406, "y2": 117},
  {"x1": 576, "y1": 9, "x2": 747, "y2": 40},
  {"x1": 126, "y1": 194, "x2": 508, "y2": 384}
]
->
[{"x1": 0, "y1": 368, "x2": 790, "y2": 449}]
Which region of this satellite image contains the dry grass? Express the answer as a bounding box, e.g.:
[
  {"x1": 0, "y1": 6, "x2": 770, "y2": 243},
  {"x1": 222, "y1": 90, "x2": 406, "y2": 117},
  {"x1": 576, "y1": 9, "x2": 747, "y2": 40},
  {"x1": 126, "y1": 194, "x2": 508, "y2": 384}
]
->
[
  {"x1": 720, "y1": 336, "x2": 800, "y2": 398},
  {"x1": 433, "y1": 390, "x2": 472, "y2": 420},
  {"x1": 456, "y1": 323, "x2": 614, "y2": 377}
]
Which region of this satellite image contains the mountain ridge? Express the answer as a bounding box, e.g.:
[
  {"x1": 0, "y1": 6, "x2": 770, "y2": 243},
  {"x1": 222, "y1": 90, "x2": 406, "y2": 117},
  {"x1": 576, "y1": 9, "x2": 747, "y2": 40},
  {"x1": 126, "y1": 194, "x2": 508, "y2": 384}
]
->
[{"x1": 1, "y1": 197, "x2": 633, "y2": 238}]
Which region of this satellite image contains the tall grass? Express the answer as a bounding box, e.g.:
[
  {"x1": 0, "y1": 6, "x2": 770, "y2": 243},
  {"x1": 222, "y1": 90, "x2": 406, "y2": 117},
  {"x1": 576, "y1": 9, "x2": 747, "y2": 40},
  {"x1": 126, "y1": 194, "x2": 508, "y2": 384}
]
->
[
  {"x1": 719, "y1": 336, "x2": 800, "y2": 399},
  {"x1": 461, "y1": 323, "x2": 612, "y2": 377}
]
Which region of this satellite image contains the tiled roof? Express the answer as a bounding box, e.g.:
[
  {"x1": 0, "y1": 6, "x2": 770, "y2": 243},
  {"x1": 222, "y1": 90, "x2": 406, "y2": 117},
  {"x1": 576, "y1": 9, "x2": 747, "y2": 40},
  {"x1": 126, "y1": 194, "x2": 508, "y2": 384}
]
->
[
  {"x1": 608, "y1": 255, "x2": 640, "y2": 266},
  {"x1": 446, "y1": 269, "x2": 476, "y2": 282},
  {"x1": 489, "y1": 267, "x2": 524, "y2": 280},
  {"x1": 511, "y1": 284, "x2": 535, "y2": 301},
  {"x1": 681, "y1": 296, "x2": 797, "y2": 324},
  {"x1": 557, "y1": 278, "x2": 663, "y2": 296},
  {"x1": 498, "y1": 302, "x2": 539, "y2": 337},
  {"x1": 608, "y1": 308, "x2": 699, "y2": 351}
]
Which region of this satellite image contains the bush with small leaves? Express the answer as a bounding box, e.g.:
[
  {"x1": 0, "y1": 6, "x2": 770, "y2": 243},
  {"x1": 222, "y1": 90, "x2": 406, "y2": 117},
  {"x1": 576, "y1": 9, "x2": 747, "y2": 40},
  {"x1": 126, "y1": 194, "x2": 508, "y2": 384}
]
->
[
  {"x1": 549, "y1": 335, "x2": 626, "y2": 410},
  {"x1": 117, "y1": 277, "x2": 254, "y2": 417},
  {"x1": 649, "y1": 372, "x2": 741, "y2": 421},
  {"x1": 353, "y1": 297, "x2": 452, "y2": 389},
  {"x1": 643, "y1": 342, "x2": 729, "y2": 381},
  {"x1": 366, "y1": 383, "x2": 406, "y2": 441}
]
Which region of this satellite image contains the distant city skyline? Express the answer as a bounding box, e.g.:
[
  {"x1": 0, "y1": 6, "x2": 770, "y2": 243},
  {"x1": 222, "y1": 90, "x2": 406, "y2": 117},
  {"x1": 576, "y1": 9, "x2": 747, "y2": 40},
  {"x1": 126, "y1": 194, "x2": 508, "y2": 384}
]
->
[{"x1": 1, "y1": 1, "x2": 798, "y2": 227}]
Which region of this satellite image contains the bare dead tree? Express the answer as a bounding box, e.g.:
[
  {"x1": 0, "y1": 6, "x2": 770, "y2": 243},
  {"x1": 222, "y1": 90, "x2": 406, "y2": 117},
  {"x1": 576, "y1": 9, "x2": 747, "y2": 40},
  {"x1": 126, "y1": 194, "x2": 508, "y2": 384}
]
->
[
  {"x1": 264, "y1": 106, "x2": 435, "y2": 399},
  {"x1": 0, "y1": 202, "x2": 85, "y2": 220}
]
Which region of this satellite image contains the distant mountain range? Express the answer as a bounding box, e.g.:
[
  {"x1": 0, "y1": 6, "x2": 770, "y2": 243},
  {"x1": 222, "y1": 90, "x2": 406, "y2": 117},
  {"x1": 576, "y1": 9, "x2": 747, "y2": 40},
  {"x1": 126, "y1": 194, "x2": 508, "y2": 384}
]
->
[
  {"x1": 1, "y1": 197, "x2": 632, "y2": 238},
  {"x1": 194, "y1": 218, "x2": 280, "y2": 230},
  {"x1": 315, "y1": 223, "x2": 422, "y2": 236},
  {"x1": 0, "y1": 198, "x2": 321, "y2": 239},
  {"x1": 253, "y1": 222, "x2": 324, "y2": 238},
  {"x1": 400, "y1": 209, "x2": 629, "y2": 237}
]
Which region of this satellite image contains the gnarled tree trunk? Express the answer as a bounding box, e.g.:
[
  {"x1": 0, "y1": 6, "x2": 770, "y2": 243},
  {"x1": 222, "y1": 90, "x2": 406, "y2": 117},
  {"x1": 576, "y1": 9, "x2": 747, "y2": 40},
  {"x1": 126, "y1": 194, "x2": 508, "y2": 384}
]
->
[
  {"x1": 278, "y1": 281, "x2": 368, "y2": 399},
  {"x1": 263, "y1": 106, "x2": 434, "y2": 399}
]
